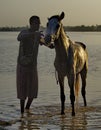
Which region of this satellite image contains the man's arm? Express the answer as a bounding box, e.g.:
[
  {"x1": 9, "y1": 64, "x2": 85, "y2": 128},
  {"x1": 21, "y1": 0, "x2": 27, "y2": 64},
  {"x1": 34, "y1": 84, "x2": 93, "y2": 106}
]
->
[
  {"x1": 17, "y1": 30, "x2": 34, "y2": 41},
  {"x1": 40, "y1": 38, "x2": 54, "y2": 48}
]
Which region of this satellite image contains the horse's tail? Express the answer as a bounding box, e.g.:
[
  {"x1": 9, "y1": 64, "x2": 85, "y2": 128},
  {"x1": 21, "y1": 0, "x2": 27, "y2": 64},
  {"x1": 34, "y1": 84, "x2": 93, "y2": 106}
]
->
[{"x1": 75, "y1": 74, "x2": 80, "y2": 105}]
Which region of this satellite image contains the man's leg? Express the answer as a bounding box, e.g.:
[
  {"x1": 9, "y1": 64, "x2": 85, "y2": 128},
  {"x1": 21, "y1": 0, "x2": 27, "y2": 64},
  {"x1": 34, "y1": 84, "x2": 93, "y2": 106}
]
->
[
  {"x1": 20, "y1": 99, "x2": 25, "y2": 117},
  {"x1": 25, "y1": 98, "x2": 33, "y2": 110}
]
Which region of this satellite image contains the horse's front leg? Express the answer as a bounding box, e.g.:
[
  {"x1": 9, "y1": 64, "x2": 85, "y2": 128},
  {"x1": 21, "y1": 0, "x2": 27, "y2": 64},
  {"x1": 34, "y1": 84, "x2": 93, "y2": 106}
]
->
[
  {"x1": 58, "y1": 75, "x2": 65, "y2": 115},
  {"x1": 68, "y1": 73, "x2": 75, "y2": 116}
]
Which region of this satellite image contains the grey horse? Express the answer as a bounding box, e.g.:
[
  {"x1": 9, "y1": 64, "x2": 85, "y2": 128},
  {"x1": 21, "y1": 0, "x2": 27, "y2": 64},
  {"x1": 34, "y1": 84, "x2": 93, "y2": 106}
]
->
[{"x1": 44, "y1": 12, "x2": 88, "y2": 116}]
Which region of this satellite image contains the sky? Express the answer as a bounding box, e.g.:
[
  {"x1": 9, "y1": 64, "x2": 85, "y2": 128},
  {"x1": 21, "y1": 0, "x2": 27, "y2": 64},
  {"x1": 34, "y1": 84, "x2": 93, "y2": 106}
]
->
[{"x1": 0, "y1": 0, "x2": 101, "y2": 27}]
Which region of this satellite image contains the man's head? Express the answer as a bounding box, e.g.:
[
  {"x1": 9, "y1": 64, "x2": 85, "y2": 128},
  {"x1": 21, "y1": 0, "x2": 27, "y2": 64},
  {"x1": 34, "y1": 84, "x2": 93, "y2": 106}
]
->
[{"x1": 29, "y1": 16, "x2": 40, "y2": 31}]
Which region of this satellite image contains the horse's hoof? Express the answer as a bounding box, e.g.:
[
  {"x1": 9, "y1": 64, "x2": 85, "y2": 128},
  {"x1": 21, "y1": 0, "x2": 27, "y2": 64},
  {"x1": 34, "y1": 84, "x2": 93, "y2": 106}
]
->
[
  {"x1": 72, "y1": 112, "x2": 75, "y2": 116},
  {"x1": 61, "y1": 112, "x2": 65, "y2": 115},
  {"x1": 84, "y1": 103, "x2": 87, "y2": 107}
]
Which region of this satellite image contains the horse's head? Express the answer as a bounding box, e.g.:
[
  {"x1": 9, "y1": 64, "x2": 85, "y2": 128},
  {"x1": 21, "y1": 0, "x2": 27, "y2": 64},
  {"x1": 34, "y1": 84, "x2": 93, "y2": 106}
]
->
[{"x1": 45, "y1": 12, "x2": 65, "y2": 46}]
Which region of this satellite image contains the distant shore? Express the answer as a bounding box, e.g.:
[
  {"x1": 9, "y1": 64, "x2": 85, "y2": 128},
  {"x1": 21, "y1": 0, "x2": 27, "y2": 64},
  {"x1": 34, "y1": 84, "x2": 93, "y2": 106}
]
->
[{"x1": 0, "y1": 25, "x2": 101, "y2": 32}]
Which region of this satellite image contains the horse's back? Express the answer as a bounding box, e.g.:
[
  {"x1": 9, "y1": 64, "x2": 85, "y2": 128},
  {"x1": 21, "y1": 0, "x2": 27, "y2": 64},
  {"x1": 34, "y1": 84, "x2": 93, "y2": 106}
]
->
[{"x1": 75, "y1": 41, "x2": 86, "y2": 50}]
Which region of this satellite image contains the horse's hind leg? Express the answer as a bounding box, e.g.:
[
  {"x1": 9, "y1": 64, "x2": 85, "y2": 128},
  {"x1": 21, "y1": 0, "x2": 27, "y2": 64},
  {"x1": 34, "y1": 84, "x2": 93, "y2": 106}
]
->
[
  {"x1": 75, "y1": 74, "x2": 80, "y2": 106},
  {"x1": 68, "y1": 74, "x2": 75, "y2": 116},
  {"x1": 58, "y1": 75, "x2": 65, "y2": 115},
  {"x1": 80, "y1": 65, "x2": 87, "y2": 106}
]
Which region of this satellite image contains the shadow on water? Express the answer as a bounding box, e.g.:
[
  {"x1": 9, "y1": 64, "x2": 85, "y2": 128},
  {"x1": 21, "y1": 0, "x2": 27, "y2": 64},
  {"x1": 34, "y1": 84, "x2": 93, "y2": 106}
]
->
[{"x1": 4, "y1": 105, "x2": 101, "y2": 130}]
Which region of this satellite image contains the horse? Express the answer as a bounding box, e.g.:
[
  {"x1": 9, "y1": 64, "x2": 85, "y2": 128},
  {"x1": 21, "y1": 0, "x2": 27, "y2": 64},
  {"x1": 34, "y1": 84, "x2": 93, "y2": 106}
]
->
[{"x1": 44, "y1": 12, "x2": 88, "y2": 116}]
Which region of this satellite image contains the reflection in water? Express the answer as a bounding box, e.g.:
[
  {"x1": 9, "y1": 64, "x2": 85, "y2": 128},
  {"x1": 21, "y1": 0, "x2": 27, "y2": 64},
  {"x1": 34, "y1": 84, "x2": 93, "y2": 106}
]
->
[
  {"x1": 19, "y1": 120, "x2": 40, "y2": 130},
  {"x1": 70, "y1": 114, "x2": 87, "y2": 130},
  {"x1": 7, "y1": 105, "x2": 100, "y2": 130},
  {"x1": 56, "y1": 110, "x2": 87, "y2": 130}
]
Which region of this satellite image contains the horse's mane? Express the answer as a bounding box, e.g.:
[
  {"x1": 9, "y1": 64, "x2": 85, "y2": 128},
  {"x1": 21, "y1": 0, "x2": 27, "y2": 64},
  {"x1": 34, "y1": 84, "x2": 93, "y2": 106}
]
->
[{"x1": 60, "y1": 24, "x2": 70, "y2": 51}]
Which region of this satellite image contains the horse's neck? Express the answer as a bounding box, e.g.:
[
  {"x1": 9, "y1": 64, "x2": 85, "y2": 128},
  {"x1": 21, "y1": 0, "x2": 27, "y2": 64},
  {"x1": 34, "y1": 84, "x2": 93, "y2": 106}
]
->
[
  {"x1": 55, "y1": 26, "x2": 70, "y2": 61},
  {"x1": 60, "y1": 26, "x2": 70, "y2": 51}
]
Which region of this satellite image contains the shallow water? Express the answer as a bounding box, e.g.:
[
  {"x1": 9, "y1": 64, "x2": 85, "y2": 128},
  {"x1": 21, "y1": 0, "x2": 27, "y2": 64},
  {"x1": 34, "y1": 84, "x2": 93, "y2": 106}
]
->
[
  {"x1": 4, "y1": 105, "x2": 101, "y2": 130},
  {"x1": 0, "y1": 32, "x2": 101, "y2": 130}
]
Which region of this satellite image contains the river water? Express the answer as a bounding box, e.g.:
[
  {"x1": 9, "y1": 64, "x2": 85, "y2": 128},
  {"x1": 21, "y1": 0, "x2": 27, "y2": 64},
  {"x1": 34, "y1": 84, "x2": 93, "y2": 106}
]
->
[{"x1": 0, "y1": 32, "x2": 101, "y2": 130}]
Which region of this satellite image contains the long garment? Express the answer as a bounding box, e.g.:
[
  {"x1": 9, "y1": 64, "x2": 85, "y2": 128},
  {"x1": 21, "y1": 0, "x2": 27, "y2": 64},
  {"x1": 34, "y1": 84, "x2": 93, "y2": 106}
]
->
[
  {"x1": 16, "y1": 64, "x2": 38, "y2": 100},
  {"x1": 16, "y1": 29, "x2": 40, "y2": 100}
]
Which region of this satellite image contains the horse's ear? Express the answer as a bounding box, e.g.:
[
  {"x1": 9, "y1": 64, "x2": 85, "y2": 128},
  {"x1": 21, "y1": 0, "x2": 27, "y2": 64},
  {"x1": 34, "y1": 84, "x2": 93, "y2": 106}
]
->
[{"x1": 59, "y1": 12, "x2": 65, "y2": 21}]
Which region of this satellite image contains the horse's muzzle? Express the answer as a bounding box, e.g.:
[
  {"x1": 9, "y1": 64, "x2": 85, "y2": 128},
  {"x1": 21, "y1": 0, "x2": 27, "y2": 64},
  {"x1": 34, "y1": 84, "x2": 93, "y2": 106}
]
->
[
  {"x1": 45, "y1": 34, "x2": 55, "y2": 44},
  {"x1": 45, "y1": 34, "x2": 51, "y2": 44}
]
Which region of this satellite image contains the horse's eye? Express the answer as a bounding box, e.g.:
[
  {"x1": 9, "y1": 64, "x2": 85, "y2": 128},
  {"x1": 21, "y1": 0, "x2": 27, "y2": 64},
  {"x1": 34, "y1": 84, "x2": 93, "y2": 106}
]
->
[{"x1": 56, "y1": 24, "x2": 60, "y2": 29}]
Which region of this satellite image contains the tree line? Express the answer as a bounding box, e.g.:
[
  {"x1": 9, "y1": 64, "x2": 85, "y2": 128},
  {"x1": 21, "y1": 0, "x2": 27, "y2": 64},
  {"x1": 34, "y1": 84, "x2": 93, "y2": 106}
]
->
[
  {"x1": 0, "y1": 26, "x2": 45, "y2": 32},
  {"x1": 64, "y1": 25, "x2": 101, "y2": 32},
  {"x1": 0, "y1": 25, "x2": 101, "y2": 31}
]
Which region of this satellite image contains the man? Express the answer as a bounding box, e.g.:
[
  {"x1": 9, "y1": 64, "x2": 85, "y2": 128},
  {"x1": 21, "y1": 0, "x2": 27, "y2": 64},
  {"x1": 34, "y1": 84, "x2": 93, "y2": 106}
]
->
[{"x1": 17, "y1": 16, "x2": 43, "y2": 117}]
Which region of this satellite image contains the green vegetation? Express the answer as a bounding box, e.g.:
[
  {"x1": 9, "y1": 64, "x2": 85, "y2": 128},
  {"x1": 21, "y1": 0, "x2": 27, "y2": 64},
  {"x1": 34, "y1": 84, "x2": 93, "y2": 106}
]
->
[
  {"x1": 0, "y1": 26, "x2": 45, "y2": 32},
  {"x1": 0, "y1": 25, "x2": 101, "y2": 32},
  {"x1": 64, "y1": 25, "x2": 101, "y2": 32},
  {"x1": 0, "y1": 26, "x2": 27, "y2": 32}
]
